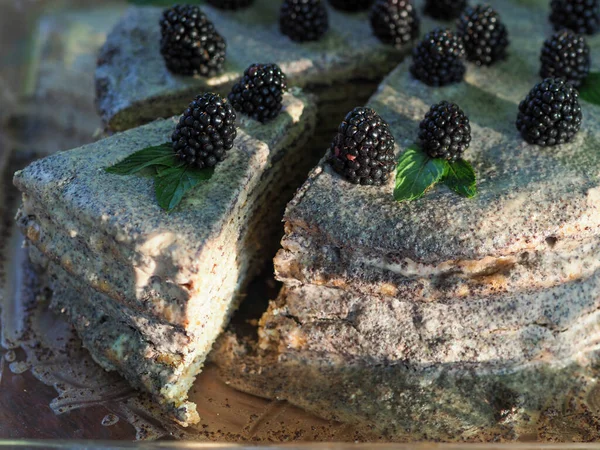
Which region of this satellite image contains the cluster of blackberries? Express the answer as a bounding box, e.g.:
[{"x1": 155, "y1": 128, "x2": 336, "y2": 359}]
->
[{"x1": 159, "y1": 5, "x2": 226, "y2": 77}]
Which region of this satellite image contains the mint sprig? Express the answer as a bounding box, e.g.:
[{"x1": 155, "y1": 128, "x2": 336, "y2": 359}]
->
[
  {"x1": 394, "y1": 144, "x2": 477, "y2": 202},
  {"x1": 579, "y1": 72, "x2": 600, "y2": 106},
  {"x1": 105, "y1": 143, "x2": 214, "y2": 212},
  {"x1": 443, "y1": 159, "x2": 477, "y2": 198}
]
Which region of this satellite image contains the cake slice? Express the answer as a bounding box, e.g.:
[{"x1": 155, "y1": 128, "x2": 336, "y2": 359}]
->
[
  {"x1": 95, "y1": 0, "x2": 411, "y2": 132},
  {"x1": 215, "y1": 0, "x2": 600, "y2": 441},
  {"x1": 14, "y1": 89, "x2": 316, "y2": 425}
]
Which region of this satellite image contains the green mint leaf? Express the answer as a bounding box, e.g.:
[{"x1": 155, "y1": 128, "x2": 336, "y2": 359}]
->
[
  {"x1": 106, "y1": 143, "x2": 178, "y2": 175},
  {"x1": 393, "y1": 145, "x2": 447, "y2": 202},
  {"x1": 443, "y1": 159, "x2": 477, "y2": 198},
  {"x1": 154, "y1": 165, "x2": 214, "y2": 212},
  {"x1": 580, "y1": 72, "x2": 600, "y2": 106}
]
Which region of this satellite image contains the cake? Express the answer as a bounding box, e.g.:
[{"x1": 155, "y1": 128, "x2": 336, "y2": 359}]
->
[
  {"x1": 95, "y1": 0, "x2": 412, "y2": 132},
  {"x1": 13, "y1": 89, "x2": 316, "y2": 426},
  {"x1": 215, "y1": 0, "x2": 600, "y2": 441}
]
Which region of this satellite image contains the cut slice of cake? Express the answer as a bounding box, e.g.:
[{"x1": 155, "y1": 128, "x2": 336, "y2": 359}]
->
[
  {"x1": 95, "y1": 0, "x2": 412, "y2": 132},
  {"x1": 215, "y1": 0, "x2": 600, "y2": 441},
  {"x1": 14, "y1": 89, "x2": 316, "y2": 426}
]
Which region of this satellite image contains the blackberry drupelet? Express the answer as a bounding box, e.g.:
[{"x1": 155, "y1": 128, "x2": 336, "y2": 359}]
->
[
  {"x1": 550, "y1": 0, "x2": 600, "y2": 35},
  {"x1": 328, "y1": 0, "x2": 374, "y2": 11},
  {"x1": 456, "y1": 5, "x2": 509, "y2": 66},
  {"x1": 540, "y1": 29, "x2": 590, "y2": 88},
  {"x1": 160, "y1": 5, "x2": 226, "y2": 77},
  {"x1": 516, "y1": 78, "x2": 582, "y2": 147},
  {"x1": 424, "y1": 0, "x2": 467, "y2": 20},
  {"x1": 280, "y1": 0, "x2": 329, "y2": 42},
  {"x1": 370, "y1": 0, "x2": 420, "y2": 48},
  {"x1": 329, "y1": 107, "x2": 396, "y2": 186},
  {"x1": 419, "y1": 101, "x2": 471, "y2": 162},
  {"x1": 207, "y1": 0, "x2": 254, "y2": 9},
  {"x1": 172, "y1": 93, "x2": 237, "y2": 169},
  {"x1": 228, "y1": 63, "x2": 288, "y2": 123},
  {"x1": 410, "y1": 28, "x2": 466, "y2": 86}
]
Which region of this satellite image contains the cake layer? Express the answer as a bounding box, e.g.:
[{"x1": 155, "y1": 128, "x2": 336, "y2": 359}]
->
[
  {"x1": 95, "y1": 1, "x2": 408, "y2": 131},
  {"x1": 15, "y1": 91, "x2": 315, "y2": 333},
  {"x1": 275, "y1": 0, "x2": 600, "y2": 300}
]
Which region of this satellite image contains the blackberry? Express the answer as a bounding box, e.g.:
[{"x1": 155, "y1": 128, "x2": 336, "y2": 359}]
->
[
  {"x1": 456, "y1": 5, "x2": 509, "y2": 66},
  {"x1": 329, "y1": 107, "x2": 396, "y2": 186},
  {"x1": 370, "y1": 0, "x2": 420, "y2": 48},
  {"x1": 424, "y1": 0, "x2": 467, "y2": 20},
  {"x1": 328, "y1": 0, "x2": 374, "y2": 11},
  {"x1": 516, "y1": 78, "x2": 582, "y2": 147},
  {"x1": 550, "y1": 0, "x2": 600, "y2": 35},
  {"x1": 207, "y1": 0, "x2": 254, "y2": 9},
  {"x1": 228, "y1": 63, "x2": 288, "y2": 123},
  {"x1": 540, "y1": 29, "x2": 590, "y2": 88},
  {"x1": 410, "y1": 28, "x2": 466, "y2": 86},
  {"x1": 280, "y1": 0, "x2": 329, "y2": 42},
  {"x1": 172, "y1": 93, "x2": 237, "y2": 169},
  {"x1": 160, "y1": 5, "x2": 226, "y2": 77},
  {"x1": 418, "y1": 101, "x2": 471, "y2": 162}
]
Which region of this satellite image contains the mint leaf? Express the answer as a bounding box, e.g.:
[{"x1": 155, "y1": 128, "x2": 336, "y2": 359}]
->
[
  {"x1": 106, "y1": 143, "x2": 178, "y2": 175},
  {"x1": 580, "y1": 72, "x2": 600, "y2": 106},
  {"x1": 154, "y1": 165, "x2": 214, "y2": 212},
  {"x1": 394, "y1": 145, "x2": 447, "y2": 202},
  {"x1": 443, "y1": 159, "x2": 477, "y2": 198}
]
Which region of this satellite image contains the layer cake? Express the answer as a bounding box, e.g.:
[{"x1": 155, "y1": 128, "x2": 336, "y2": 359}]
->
[
  {"x1": 215, "y1": 0, "x2": 600, "y2": 441},
  {"x1": 14, "y1": 89, "x2": 316, "y2": 425}
]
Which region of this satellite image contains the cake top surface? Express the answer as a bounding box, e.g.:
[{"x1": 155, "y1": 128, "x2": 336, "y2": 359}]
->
[
  {"x1": 96, "y1": 0, "x2": 405, "y2": 130},
  {"x1": 14, "y1": 91, "x2": 313, "y2": 265},
  {"x1": 286, "y1": 0, "x2": 600, "y2": 265}
]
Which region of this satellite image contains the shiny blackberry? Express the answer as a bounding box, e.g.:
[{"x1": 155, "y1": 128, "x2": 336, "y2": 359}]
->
[
  {"x1": 410, "y1": 28, "x2": 466, "y2": 86},
  {"x1": 280, "y1": 0, "x2": 329, "y2": 42},
  {"x1": 329, "y1": 107, "x2": 396, "y2": 186},
  {"x1": 159, "y1": 5, "x2": 226, "y2": 77},
  {"x1": 228, "y1": 63, "x2": 288, "y2": 123},
  {"x1": 172, "y1": 93, "x2": 237, "y2": 169},
  {"x1": 328, "y1": 0, "x2": 374, "y2": 11},
  {"x1": 207, "y1": 0, "x2": 254, "y2": 9},
  {"x1": 516, "y1": 78, "x2": 582, "y2": 147},
  {"x1": 550, "y1": 0, "x2": 600, "y2": 35},
  {"x1": 424, "y1": 0, "x2": 467, "y2": 20},
  {"x1": 419, "y1": 101, "x2": 471, "y2": 162},
  {"x1": 370, "y1": 0, "x2": 420, "y2": 48},
  {"x1": 456, "y1": 5, "x2": 509, "y2": 66},
  {"x1": 540, "y1": 29, "x2": 590, "y2": 88}
]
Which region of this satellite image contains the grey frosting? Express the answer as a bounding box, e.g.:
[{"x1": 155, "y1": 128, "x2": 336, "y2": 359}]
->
[{"x1": 95, "y1": 0, "x2": 409, "y2": 131}]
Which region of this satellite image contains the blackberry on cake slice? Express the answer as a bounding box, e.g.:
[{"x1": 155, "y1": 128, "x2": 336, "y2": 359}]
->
[
  {"x1": 207, "y1": 0, "x2": 254, "y2": 10},
  {"x1": 159, "y1": 4, "x2": 226, "y2": 76},
  {"x1": 370, "y1": 0, "x2": 420, "y2": 48},
  {"x1": 424, "y1": 0, "x2": 467, "y2": 20},
  {"x1": 329, "y1": 107, "x2": 396, "y2": 186},
  {"x1": 328, "y1": 0, "x2": 375, "y2": 11},
  {"x1": 550, "y1": 0, "x2": 600, "y2": 35},
  {"x1": 280, "y1": 0, "x2": 329, "y2": 42},
  {"x1": 419, "y1": 101, "x2": 471, "y2": 162},
  {"x1": 456, "y1": 4, "x2": 509, "y2": 66},
  {"x1": 172, "y1": 93, "x2": 237, "y2": 169},
  {"x1": 410, "y1": 27, "x2": 466, "y2": 86},
  {"x1": 516, "y1": 77, "x2": 582, "y2": 146},
  {"x1": 228, "y1": 63, "x2": 288, "y2": 123},
  {"x1": 540, "y1": 29, "x2": 590, "y2": 88}
]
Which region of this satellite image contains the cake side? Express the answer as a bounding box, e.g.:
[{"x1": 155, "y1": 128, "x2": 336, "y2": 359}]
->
[{"x1": 95, "y1": 1, "x2": 409, "y2": 131}]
